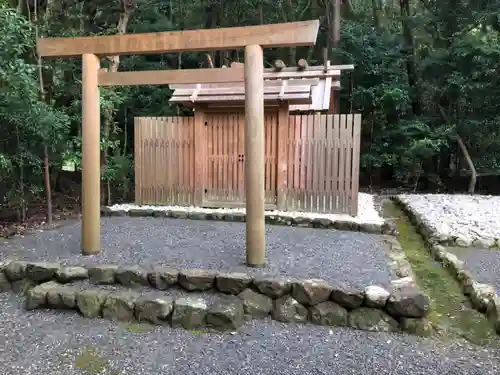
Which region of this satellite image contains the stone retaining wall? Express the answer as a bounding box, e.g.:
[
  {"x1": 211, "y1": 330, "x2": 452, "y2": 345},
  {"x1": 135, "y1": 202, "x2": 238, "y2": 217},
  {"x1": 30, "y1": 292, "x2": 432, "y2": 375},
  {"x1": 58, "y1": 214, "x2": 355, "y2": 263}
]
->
[
  {"x1": 0, "y1": 260, "x2": 431, "y2": 335},
  {"x1": 391, "y1": 196, "x2": 500, "y2": 335},
  {"x1": 101, "y1": 206, "x2": 397, "y2": 236}
]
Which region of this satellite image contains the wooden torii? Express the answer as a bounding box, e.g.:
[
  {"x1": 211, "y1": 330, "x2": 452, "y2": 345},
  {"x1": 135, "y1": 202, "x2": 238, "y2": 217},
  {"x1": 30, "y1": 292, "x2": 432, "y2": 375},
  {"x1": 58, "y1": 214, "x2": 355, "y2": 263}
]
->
[{"x1": 36, "y1": 20, "x2": 320, "y2": 267}]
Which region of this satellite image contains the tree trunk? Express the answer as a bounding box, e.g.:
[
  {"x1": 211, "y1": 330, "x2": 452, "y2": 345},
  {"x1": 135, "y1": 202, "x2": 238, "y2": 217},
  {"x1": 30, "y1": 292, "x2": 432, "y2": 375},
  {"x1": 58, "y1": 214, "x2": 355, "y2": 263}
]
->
[
  {"x1": 372, "y1": 0, "x2": 382, "y2": 31},
  {"x1": 400, "y1": 0, "x2": 421, "y2": 116},
  {"x1": 456, "y1": 136, "x2": 477, "y2": 193},
  {"x1": 102, "y1": 0, "x2": 137, "y2": 206},
  {"x1": 34, "y1": 0, "x2": 53, "y2": 225}
]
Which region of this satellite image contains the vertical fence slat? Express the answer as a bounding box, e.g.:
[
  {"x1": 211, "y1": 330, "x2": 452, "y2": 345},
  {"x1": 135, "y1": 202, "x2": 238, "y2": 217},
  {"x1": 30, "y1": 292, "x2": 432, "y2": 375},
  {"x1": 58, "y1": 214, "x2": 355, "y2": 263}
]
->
[
  {"x1": 134, "y1": 118, "x2": 141, "y2": 204},
  {"x1": 338, "y1": 115, "x2": 346, "y2": 212},
  {"x1": 344, "y1": 114, "x2": 353, "y2": 213},
  {"x1": 350, "y1": 114, "x2": 361, "y2": 216}
]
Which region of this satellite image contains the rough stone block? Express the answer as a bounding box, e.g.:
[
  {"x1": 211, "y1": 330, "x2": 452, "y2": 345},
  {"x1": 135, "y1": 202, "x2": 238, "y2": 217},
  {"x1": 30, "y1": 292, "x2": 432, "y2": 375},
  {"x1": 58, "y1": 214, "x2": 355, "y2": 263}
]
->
[
  {"x1": 55, "y1": 266, "x2": 88, "y2": 284},
  {"x1": 206, "y1": 298, "x2": 245, "y2": 330},
  {"x1": 87, "y1": 265, "x2": 119, "y2": 285},
  {"x1": 206, "y1": 212, "x2": 225, "y2": 221},
  {"x1": 47, "y1": 286, "x2": 78, "y2": 309},
  {"x1": 76, "y1": 289, "x2": 109, "y2": 318},
  {"x1": 109, "y1": 209, "x2": 127, "y2": 217},
  {"x1": 399, "y1": 318, "x2": 434, "y2": 336},
  {"x1": 25, "y1": 281, "x2": 60, "y2": 310},
  {"x1": 292, "y1": 279, "x2": 332, "y2": 306},
  {"x1": 187, "y1": 212, "x2": 207, "y2": 221},
  {"x1": 4, "y1": 261, "x2": 27, "y2": 281},
  {"x1": 152, "y1": 210, "x2": 169, "y2": 218},
  {"x1": 100, "y1": 206, "x2": 112, "y2": 216},
  {"x1": 311, "y1": 218, "x2": 333, "y2": 229},
  {"x1": 394, "y1": 260, "x2": 413, "y2": 278},
  {"x1": 359, "y1": 223, "x2": 381, "y2": 234},
  {"x1": 470, "y1": 283, "x2": 496, "y2": 313},
  {"x1": 135, "y1": 296, "x2": 173, "y2": 325},
  {"x1": 178, "y1": 269, "x2": 216, "y2": 291},
  {"x1": 238, "y1": 288, "x2": 273, "y2": 317},
  {"x1": 386, "y1": 286, "x2": 430, "y2": 318},
  {"x1": 225, "y1": 213, "x2": 245, "y2": 222},
  {"x1": 486, "y1": 296, "x2": 500, "y2": 334},
  {"x1": 171, "y1": 297, "x2": 208, "y2": 329},
  {"x1": 333, "y1": 220, "x2": 355, "y2": 231},
  {"x1": 291, "y1": 217, "x2": 311, "y2": 227},
  {"x1": 170, "y1": 210, "x2": 188, "y2": 219},
  {"x1": 0, "y1": 272, "x2": 10, "y2": 293},
  {"x1": 115, "y1": 265, "x2": 149, "y2": 287},
  {"x1": 128, "y1": 208, "x2": 154, "y2": 217},
  {"x1": 364, "y1": 285, "x2": 390, "y2": 308},
  {"x1": 442, "y1": 253, "x2": 464, "y2": 277},
  {"x1": 147, "y1": 267, "x2": 179, "y2": 290},
  {"x1": 390, "y1": 276, "x2": 415, "y2": 289},
  {"x1": 11, "y1": 279, "x2": 35, "y2": 295},
  {"x1": 102, "y1": 291, "x2": 140, "y2": 321},
  {"x1": 215, "y1": 273, "x2": 252, "y2": 295},
  {"x1": 272, "y1": 296, "x2": 308, "y2": 323},
  {"x1": 348, "y1": 307, "x2": 399, "y2": 332},
  {"x1": 309, "y1": 301, "x2": 348, "y2": 326},
  {"x1": 25, "y1": 262, "x2": 60, "y2": 282},
  {"x1": 253, "y1": 277, "x2": 292, "y2": 298},
  {"x1": 330, "y1": 285, "x2": 364, "y2": 309}
]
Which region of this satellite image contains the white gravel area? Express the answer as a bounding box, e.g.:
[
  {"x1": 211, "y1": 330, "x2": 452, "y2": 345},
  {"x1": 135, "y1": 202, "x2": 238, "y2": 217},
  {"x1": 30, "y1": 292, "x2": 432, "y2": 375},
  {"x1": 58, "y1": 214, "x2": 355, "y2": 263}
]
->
[
  {"x1": 397, "y1": 194, "x2": 500, "y2": 248},
  {"x1": 109, "y1": 192, "x2": 384, "y2": 225}
]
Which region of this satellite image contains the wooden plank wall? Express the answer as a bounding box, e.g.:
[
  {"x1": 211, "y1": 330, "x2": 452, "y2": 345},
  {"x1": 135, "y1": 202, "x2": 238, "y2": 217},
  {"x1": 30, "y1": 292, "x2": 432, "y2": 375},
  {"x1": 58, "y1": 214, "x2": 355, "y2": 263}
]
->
[
  {"x1": 285, "y1": 113, "x2": 361, "y2": 215},
  {"x1": 134, "y1": 113, "x2": 361, "y2": 216},
  {"x1": 204, "y1": 111, "x2": 278, "y2": 207},
  {"x1": 134, "y1": 117, "x2": 195, "y2": 205}
]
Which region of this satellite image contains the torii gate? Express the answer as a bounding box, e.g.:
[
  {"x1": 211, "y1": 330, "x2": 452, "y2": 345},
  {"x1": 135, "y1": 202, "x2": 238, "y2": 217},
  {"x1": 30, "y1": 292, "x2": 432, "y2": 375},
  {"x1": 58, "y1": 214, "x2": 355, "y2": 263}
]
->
[{"x1": 37, "y1": 20, "x2": 320, "y2": 267}]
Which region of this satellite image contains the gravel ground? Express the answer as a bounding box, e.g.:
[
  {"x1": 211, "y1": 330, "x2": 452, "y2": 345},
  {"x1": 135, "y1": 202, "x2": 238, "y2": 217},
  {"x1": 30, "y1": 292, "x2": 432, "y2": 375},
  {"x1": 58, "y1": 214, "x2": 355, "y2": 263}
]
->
[
  {"x1": 397, "y1": 194, "x2": 500, "y2": 246},
  {"x1": 0, "y1": 217, "x2": 394, "y2": 288},
  {"x1": 109, "y1": 192, "x2": 385, "y2": 225},
  {"x1": 0, "y1": 293, "x2": 498, "y2": 375},
  {"x1": 447, "y1": 247, "x2": 500, "y2": 291}
]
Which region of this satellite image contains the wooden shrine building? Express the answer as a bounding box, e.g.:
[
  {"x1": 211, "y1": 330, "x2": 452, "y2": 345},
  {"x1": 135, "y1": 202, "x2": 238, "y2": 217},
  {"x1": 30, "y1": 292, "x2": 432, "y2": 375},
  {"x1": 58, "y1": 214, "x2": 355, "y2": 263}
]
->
[{"x1": 134, "y1": 62, "x2": 361, "y2": 215}]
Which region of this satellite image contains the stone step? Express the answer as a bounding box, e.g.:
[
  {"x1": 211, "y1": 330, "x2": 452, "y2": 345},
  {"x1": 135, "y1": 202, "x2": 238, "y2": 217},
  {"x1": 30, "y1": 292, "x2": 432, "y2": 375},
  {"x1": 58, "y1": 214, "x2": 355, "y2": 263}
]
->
[{"x1": 0, "y1": 259, "x2": 434, "y2": 336}]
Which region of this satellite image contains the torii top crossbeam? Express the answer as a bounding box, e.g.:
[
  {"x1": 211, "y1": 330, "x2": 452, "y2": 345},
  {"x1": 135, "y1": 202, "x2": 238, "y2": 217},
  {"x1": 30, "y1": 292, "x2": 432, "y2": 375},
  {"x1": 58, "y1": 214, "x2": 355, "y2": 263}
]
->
[{"x1": 37, "y1": 20, "x2": 319, "y2": 58}]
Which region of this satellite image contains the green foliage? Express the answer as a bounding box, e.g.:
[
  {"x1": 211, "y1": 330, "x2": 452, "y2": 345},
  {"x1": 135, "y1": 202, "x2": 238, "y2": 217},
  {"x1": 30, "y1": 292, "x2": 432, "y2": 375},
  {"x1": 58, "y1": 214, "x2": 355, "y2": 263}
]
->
[
  {"x1": 0, "y1": 5, "x2": 69, "y2": 207},
  {"x1": 2, "y1": 0, "x2": 500, "y2": 213}
]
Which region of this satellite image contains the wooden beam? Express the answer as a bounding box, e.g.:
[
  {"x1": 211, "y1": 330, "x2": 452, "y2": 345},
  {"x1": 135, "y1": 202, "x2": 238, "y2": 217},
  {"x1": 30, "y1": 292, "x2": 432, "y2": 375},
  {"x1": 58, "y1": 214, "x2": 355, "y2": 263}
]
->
[
  {"x1": 273, "y1": 59, "x2": 286, "y2": 71},
  {"x1": 169, "y1": 78, "x2": 320, "y2": 89},
  {"x1": 263, "y1": 64, "x2": 354, "y2": 72},
  {"x1": 263, "y1": 70, "x2": 340, "y2": 80},
  {"x1": 98, "y1": 67, "x2": 244, "y2": 86},
  {"x1": 297, "y1": 58, "x2": 308, "y2": 71},
  {"x1": 37, "y1": 20, "x2": 320, "y2": 58}
]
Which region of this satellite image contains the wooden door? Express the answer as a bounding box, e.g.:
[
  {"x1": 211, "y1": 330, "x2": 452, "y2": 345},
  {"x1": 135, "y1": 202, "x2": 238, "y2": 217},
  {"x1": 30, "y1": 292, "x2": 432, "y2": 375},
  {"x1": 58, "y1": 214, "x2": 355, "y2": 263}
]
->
[{"x1": 204, "y1": 110, "x2": 278, "y2": 208}]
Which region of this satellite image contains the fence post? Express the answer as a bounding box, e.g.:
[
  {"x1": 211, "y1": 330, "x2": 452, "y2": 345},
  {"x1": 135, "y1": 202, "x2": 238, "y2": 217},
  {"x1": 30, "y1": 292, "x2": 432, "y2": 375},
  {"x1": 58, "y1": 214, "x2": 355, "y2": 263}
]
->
[
  {"x1": 193, "y1": 107, "x2": 206, "y2": 206},
  {"x1": 276, "y1": 103, "x2": 288, "y2": 210}
]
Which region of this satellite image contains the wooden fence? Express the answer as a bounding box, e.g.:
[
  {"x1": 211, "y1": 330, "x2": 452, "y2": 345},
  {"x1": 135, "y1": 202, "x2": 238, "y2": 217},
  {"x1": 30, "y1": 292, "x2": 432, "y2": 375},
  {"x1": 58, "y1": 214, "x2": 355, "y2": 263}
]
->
[{"x1": 134, "y1": 113, "x2": 361, "y2": 215}]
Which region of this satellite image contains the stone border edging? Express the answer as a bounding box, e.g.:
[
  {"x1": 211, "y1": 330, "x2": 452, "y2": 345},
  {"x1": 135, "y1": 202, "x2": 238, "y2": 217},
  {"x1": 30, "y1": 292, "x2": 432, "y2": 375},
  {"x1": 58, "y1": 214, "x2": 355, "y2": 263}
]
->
[
  {"x1": 101, "y1": 206, "x2": 397, "y2": 236},
  {"x1": 391, "y1": 196, "x2": 500, "y2": 335},
  {"x1": 0, "y1": 259, "x2": 431, "y2": 335}
]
